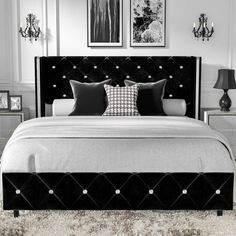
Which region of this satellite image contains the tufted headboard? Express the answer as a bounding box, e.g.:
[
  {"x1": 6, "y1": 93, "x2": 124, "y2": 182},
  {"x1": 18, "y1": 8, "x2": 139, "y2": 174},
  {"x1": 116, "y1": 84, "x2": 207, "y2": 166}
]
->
[{"x1": 35, "y1": 56, "x2": 201, "y2": 118}]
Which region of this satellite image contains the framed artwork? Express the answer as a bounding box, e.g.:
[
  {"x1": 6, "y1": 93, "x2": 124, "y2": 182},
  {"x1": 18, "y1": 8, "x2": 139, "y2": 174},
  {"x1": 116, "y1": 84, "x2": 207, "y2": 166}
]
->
[
  {"x1": 9, "y1": 95, "x2": 22, "y2": 112},
  {"x1": 0, "y1": 91, "x2": 9, "y2": 110},
  {"x1": 87, "y1": 0, "x2": 123, "y2": 47},
  {"x1": 130, "y1": 0, "x2": 166, "y2": 47}
]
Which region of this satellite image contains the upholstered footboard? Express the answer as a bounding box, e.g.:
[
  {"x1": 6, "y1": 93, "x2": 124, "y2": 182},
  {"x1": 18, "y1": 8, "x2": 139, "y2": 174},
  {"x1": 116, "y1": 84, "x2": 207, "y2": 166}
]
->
[{"x1": 2, "y1": 172, "x2": 233, "y2": 213}]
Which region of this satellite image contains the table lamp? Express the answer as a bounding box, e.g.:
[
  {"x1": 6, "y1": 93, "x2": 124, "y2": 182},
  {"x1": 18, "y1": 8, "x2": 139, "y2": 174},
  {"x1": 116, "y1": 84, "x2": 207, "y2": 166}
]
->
[{"x1": 213, "y1": 69, "x2": 236, "y2": 111}]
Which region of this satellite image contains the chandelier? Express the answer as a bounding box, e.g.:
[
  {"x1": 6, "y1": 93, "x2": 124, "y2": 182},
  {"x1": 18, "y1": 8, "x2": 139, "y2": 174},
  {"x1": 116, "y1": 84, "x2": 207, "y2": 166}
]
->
[
  {"x1": 193, "y1": 14, "x2": 214, "y2": 41},
  {"x1": 19, "y1": 14, "x2": 41, "y2": 42}
]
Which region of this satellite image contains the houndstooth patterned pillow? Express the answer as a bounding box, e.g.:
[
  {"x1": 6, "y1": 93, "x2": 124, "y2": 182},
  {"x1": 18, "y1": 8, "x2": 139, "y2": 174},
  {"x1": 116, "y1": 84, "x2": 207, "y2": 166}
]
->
[{"x1": 103, "y1": 84, "x2": 140, "y2": 116}]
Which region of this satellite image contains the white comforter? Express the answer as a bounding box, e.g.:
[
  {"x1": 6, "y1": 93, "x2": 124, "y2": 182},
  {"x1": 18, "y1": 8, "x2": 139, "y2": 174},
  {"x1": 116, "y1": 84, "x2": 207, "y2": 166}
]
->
[
  {"x1": 1, "y1": 116, "x2": 235, "y2": 173},
  {"x1": 3, "y1": 115, "x2": 235, "y2": 140}
]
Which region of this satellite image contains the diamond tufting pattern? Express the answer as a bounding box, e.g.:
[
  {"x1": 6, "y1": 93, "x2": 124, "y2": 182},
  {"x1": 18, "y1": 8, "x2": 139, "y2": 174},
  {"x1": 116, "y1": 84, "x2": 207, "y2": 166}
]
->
[
  {"x1": 3, "y1": 173, "x2": 233, "y2": 211},
  {"x1": 35, "y1": 56, "x2": 201, "y2": 118}
]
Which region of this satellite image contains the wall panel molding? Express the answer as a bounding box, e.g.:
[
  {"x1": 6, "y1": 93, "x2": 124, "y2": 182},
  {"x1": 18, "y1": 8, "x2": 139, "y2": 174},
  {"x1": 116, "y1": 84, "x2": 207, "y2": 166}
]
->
[
  {"x1": 56, "y1": 0, "x2": 60, "y2": 56},
  {"x1": 227, "y1": 0, "x2": 234, "y2": 68},
  {"x1": 42, "y1": 0, "x2": 49, "y2": 56},
  {"x1": 9, "y1": 0, "x2": 22, "y2": 84}
]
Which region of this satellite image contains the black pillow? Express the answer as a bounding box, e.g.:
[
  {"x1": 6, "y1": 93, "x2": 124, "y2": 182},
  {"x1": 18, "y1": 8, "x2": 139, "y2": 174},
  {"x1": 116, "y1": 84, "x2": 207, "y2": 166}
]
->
[
  {"x1": 69, "y1": 79, "x2": 111, "y2": 116},
  {"x1": 124, "y1": 79, "x2": 167, "y2": 116}
]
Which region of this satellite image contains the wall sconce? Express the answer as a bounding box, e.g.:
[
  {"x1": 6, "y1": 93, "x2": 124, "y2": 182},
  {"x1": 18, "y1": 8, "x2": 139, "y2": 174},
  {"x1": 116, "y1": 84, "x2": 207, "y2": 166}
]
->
[
  {"x1": 19, "y1": 14, "x2": 41, "y2": 42},
  {"x1": 193, "y1": 14, "x2": 214, "y2": 41}
]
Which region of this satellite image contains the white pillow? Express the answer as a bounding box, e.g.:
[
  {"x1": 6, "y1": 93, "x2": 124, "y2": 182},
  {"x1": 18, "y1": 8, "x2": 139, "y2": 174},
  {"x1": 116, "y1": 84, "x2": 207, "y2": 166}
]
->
[
  {"x1": 52, "y1": 99, "x2": 74, "y2": 116},
  {"x1": 52, "y1": 99, "x2": 186, "y2": 116},
  {"x1": 162, "y1": 99, "x2": 186, "y2": 116}
]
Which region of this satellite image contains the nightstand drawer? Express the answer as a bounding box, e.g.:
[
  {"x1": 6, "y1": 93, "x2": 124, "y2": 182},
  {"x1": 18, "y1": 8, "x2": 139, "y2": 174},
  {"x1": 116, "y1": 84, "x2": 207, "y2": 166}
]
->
[
  {"x1": 209, "y1": 116, "x2": 236, "y2": 130},
  {"x1": 204, "y1": 110, "x2": 236, "y2": 157},
  {"x1": 212, "y1": 129, "x2": 236, "y2": 144},
  {"x1": 231, "y1": 146, "x2": 236, "y2": 155},
  {"x1": 0, "y1": 112, "x2": 25, "y2": 156},
  {"x1": 0, "y1": 138, "x2": 8, "y2": 155},
  {"x1": 0, "y1": 115, "x2": 22, "y2": 137}
]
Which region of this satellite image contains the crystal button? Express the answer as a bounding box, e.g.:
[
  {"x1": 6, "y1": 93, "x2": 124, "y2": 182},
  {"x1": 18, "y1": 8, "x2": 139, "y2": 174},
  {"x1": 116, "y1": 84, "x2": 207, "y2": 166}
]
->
[
  {"x1": 15, "y1": 189, "x2": 21, "y2": 195},
  {"x1": 149, "y1": 189, "x2": 154, "y2": 195},
  {"x1": 49, "y1": 189, "x2": 54, "y2": 194},
  {"x1": 182, "y1": 189, "x2": 187, "y2": 194},
  {"x1": 115, "y1": 189, "x2": 120, "y2": 195}
]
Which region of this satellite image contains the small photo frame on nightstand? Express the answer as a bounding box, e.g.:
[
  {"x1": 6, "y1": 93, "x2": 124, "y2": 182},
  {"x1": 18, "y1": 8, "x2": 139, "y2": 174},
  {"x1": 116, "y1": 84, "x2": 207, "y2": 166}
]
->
[
  {"x1": 9, "y1": 95, "x2": 22, "y2": 112},
  {"x1": 0, "y1": 91, "x2": 9, "y2": 110}
]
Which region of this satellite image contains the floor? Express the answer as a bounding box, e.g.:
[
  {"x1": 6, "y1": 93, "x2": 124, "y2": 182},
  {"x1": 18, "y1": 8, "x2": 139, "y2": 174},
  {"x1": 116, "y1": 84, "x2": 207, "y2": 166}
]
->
[{"x1": 0, "y1": 205, "x2": 236, "y2": 236}]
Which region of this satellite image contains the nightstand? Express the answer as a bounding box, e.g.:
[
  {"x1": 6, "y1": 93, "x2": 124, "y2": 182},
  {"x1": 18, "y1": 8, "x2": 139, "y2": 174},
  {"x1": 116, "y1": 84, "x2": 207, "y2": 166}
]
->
[
  {"x1": 204, "y1": 109, "x2": 236, "y2": 157},
  {"x1": 0, "y1": 108, "x2": 29, "y2": 156}
]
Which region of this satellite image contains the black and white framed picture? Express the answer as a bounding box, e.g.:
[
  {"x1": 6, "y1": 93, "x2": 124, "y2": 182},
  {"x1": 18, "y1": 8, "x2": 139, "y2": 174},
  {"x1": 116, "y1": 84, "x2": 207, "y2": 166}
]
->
[
  {"x1": 130, "y1": 0, "x2": 166, "y2": 47},
  {"x1": 9, "y1": 95, "x2": 22, "y2": 112},
  {"x1": 87, "y1": 0, "x2": 123, "y2": 47},
  {"x1": 0, "y1": 91, "x2": 9, "y2": 110}
]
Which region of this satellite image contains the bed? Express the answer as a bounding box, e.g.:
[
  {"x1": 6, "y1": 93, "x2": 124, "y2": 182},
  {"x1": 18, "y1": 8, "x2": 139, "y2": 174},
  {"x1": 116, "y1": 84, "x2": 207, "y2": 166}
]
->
[{"x1": 1, "y1": 56, "x2": 235, "y2": 217}]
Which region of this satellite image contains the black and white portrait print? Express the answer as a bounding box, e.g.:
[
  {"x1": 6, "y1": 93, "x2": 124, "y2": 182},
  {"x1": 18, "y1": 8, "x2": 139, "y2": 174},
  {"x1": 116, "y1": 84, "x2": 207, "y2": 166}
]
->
[
  {"x1": 88, "y1": 0, "x2": 123, "y2": 47},
  {"x1": 131, "y1": 0, "x2": 166, "y2": 47}
]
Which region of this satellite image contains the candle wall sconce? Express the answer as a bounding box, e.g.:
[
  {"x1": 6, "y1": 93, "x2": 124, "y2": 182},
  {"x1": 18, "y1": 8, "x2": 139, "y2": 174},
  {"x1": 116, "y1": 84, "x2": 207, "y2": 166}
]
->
[
  {"x1": 193, "y1": 14, "x2": 214, "y2": 41},
  {"x1": 19, "y1": 13, "x2": 41, "y2": 42}
]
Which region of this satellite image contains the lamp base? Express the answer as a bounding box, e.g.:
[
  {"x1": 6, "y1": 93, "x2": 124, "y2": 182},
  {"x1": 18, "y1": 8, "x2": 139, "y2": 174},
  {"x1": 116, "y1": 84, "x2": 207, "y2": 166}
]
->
[
  {"x1": 220, "y1": 107, "x2": 230, "y2": 112},
  {"x1": 219, "y1": 90, "x2": 231, "y2": 112}
]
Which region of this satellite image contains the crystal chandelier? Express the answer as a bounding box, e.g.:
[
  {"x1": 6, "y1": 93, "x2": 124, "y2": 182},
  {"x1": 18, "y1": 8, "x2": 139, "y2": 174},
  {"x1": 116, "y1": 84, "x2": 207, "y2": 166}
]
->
[
  {"x1": 19, "y1": 14, "x2": 41, "y2": 42},
  {"x1": 193, "y1": 14, "x2": 214, "y2": 41}
]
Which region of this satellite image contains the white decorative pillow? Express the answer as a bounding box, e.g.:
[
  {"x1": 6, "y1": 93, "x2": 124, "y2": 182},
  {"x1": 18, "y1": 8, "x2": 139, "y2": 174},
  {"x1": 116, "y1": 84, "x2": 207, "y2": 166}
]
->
[{"x1": 103, "y1": 85, "x2": 140, "y2": 116}]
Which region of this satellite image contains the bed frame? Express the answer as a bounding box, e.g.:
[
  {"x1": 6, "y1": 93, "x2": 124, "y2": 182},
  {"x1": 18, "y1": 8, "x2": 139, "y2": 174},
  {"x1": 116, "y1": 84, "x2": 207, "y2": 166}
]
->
[
  {"x1": 35, "y1": 56, "x2": 201, "y2": 119},
  {"x1": 2, "y1": 56, "x2": 234, "y2": 217}
]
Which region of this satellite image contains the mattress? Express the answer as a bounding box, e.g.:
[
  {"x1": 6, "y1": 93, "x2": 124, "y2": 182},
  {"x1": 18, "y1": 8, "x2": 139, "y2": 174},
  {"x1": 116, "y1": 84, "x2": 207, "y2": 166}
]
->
[{"x1": 1, "y1": 116, "x2": 234, "y2": 174}]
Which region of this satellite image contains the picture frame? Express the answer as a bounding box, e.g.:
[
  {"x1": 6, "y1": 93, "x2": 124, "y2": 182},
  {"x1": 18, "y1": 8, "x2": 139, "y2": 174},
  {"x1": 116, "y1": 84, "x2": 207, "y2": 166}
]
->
[
  {"x1": 0, "y1": 91, "x2": 9, "y2": 111},
  {"x1": 87, "y1": 0, "x2": 123, "y2": 47},
  {"x1": 9, "y1": 95, "x2": 22, "y2": 112},
  {"x1": 130, "y1": 0, "x2": 166, "y2": 47}
]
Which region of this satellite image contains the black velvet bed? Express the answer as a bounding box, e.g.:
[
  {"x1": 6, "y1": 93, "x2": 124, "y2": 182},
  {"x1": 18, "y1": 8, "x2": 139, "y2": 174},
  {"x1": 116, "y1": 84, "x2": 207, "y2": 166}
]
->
[{"x1": 2, "y1": 56, "x2": 234, "y2": 217}]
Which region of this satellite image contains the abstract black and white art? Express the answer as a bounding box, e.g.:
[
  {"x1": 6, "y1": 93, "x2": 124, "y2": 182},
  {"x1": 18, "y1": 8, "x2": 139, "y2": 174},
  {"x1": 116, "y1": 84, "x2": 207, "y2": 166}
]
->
[
  {"x1": 0, "y1": 91, "x2": 9, "y2": 110},
  {"x1": 9, "y1": 95, "x2": 22, "y2": 111},
  {"x1": 88, "y1": 0, "x2": 123, "y2": 47},
  {"x1": 131, "y1": 0, "x2": 166, "y2": 47}
]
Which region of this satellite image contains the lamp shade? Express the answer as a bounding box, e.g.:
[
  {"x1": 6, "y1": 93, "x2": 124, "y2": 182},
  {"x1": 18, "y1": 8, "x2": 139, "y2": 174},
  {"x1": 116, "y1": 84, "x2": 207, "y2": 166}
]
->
[{"x1": 214, "y1": 69, "x2": 236, "y2": 90}]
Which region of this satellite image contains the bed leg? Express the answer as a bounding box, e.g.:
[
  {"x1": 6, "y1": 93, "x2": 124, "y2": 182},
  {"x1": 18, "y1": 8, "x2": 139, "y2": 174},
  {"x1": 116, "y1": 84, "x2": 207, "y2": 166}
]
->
[
  {"x1": 14, "y1": 210, "x2": 19, "y2": 218},
  {"x1": 217, "y1": 210, "x2": 223, "y2": 216}
]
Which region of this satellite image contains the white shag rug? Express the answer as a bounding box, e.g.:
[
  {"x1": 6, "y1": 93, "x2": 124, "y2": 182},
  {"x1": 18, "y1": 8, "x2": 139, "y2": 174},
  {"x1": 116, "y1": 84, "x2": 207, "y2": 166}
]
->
[{"x1": 1, "y1": 206, "x2": 236, "y2": 236}]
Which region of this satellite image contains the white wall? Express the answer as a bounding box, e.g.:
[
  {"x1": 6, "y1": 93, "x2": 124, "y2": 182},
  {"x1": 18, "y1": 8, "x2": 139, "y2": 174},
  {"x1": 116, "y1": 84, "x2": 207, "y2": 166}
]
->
[{"x1": 1, "y1": 0, "x2": 236, "y2": 117}]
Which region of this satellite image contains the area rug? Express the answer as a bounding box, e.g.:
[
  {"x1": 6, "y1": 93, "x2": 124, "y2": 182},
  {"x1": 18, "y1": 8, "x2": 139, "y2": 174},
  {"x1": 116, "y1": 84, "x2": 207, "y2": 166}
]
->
[{"x1": 0, "y1": 206, "x2": 236, "y2": 236}]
